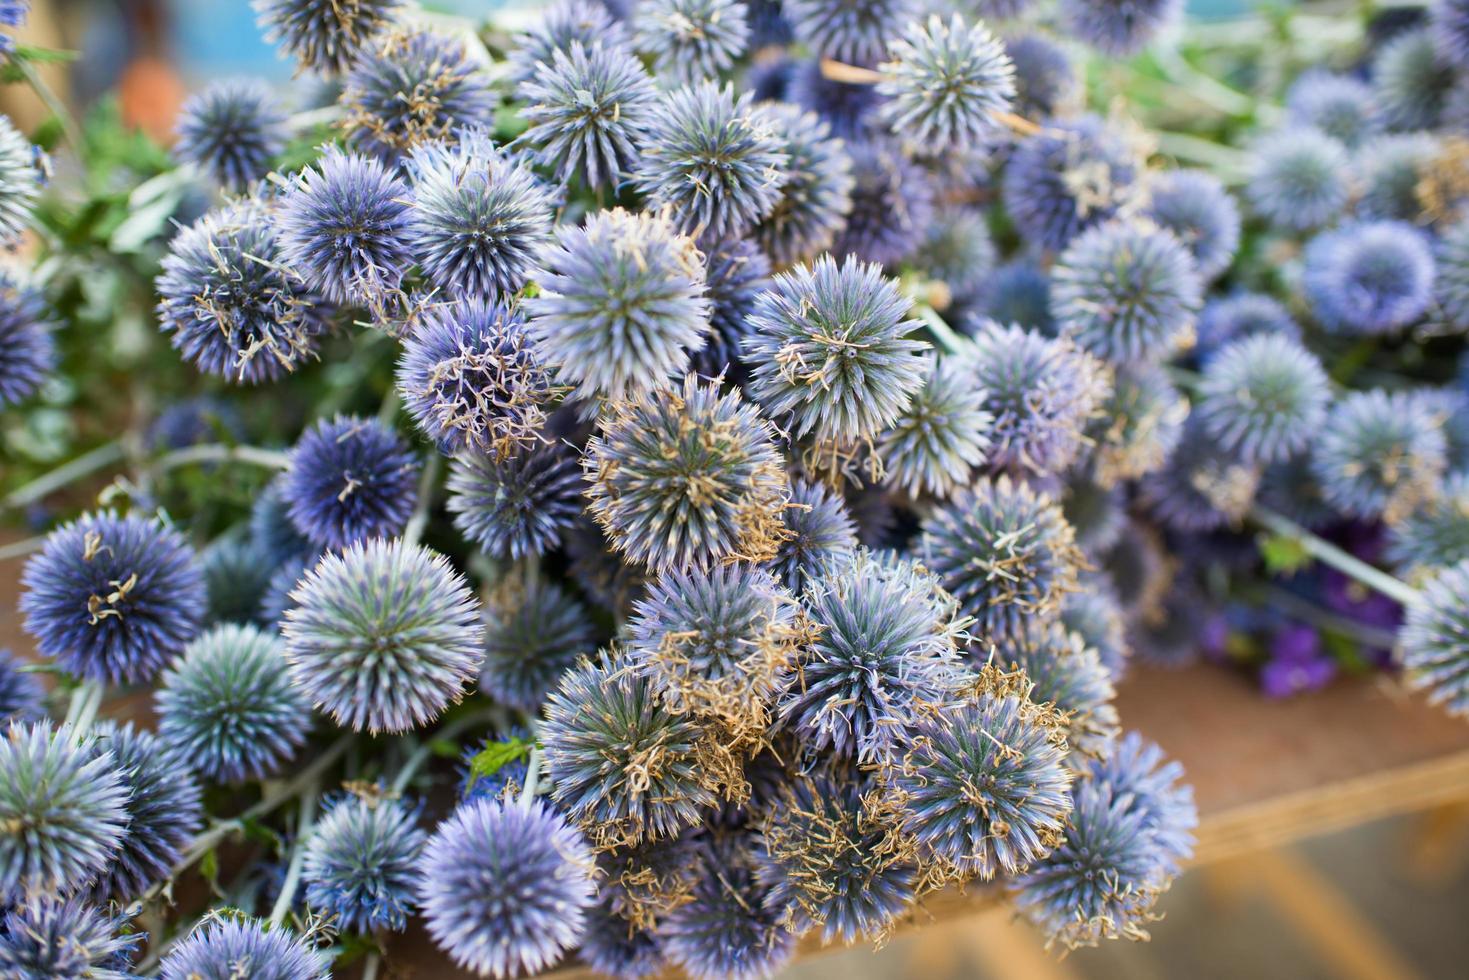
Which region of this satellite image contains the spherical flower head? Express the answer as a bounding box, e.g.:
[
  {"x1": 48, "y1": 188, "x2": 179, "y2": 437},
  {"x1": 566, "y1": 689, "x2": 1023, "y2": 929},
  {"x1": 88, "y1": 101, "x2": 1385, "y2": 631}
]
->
[
  {"x1": 878, "y1": 354, "x2": 993, "y2": 499},
  {"x1": 0, "y1": 4, "x2": 27, "y2": 56},
  {"x1": 1433, "y1": 0, "x2": 1469, "y2": 68},
  {"x1": 284, "y1": 539, "x2": 484, "y2": 733},
  {"x1": 1002, "y1": 115, "x2": 1145, "y2": 251},
  {"x1": 743, "y1": 254, "x2": 928, "y2": 445},
  {"x1": 1285, "y1": 71, "x2": 1379, "y2": 148},
  {"x1": 507, "y1": 0, "x2": 628, "y2": 87},
  {"x1": 20, "y1": 510, "x2": 206, "y2": 685},
  {"x1": 1086, "y1": 362, "x2": 1187, "y2": 487},
  {"x1": 596, "y1": 831, "x2": 702, "y2": 930},
  {"x1": 915, "y1": 208, "x2": 997, "y2": 314},
  {"x1": 1005, "y1": 34, "x2": 1081, "y2": 121},
  {"x1": 1437, "y1": 220, "x2": 1469, "y2": 328},
  {"x1": 830, "y1": 138, "x2": 935, "y2": 266},
  {"x1": 1312, "y1": 389, "x2": 1449, "y2": 522},
  {"x1": 1063, "y1": 472, "x2": 1128, "y2": 556},
  {"x1": 1303, "y1": 220, "x2": 1436, "y2": 335},
  {"x1": 0, "y1": 897, "x2": 140, "y2": 979},
  {"x1": 584, "y1": 376, "x2": 790, "y2": 571},
  {"x1": 202, "y1": 536, "x2": 277, "y2": 627},
  {"x1": 1051, "y1": 220, "x2": 1203, "y2": 366},
  {"x1": 1194, "y1": 292, "x2": 1299, "y2": 363},
  {"x1": 973, "y1": 261, "x2": 1054, "y2": 333},
  {"x1": 788, "y1": 58, "x2": 886, "y2": 141},
  {"x1": 877, "y1": 14, "x2": 1016, "y2": 151},
  {"x1": 922, "y1": 475, "x2": 1084, "y2": 641},
  {"x1": 0, "y1": 721, "x2": 128, "y2": 902},
  {"x1": 159, "y1": 917, "x2": 328, "y2": 980},
  {"x1": 283, "y1": 414, "x2": 419, "y2": 551},
  {"x1": 1373, "y1": 27, "x2": 1456, "y2": 131},
  {"x1": 1355, "y1": 133, "x2": 1439, "y2": 223},
  {"x1": 251, "y1": 477, "x2": 316, "y2": 565},
  {"x1": 1195, "y1": 332, "x2": 1330, "y2": 464},
  {"x1": 0, "y1": 650, "x2": 43, "y2": 724},
  {"x1": 174, "y1": 78, "x2": 287, "y2": 189},
  {"x1": 478, "y1": 575, "x2": 596, "y2": 712},
  {"x1": 1400, "y1": 559, "x2": 1469, "y2": 717},
  {"x1": 0, "y1": 114, "x2": 44, "y2": 247},
  {"x1": 1139, "y1": 419, "x2": 1259, "y2": 532},
  {"x1": 1061, "y1": 0, "x2": 1181, "y2": 56},
  {"x1": 691, "y1": 237, "x2": 771, "y2": 377},
  {"x1": 527, "y1": 208, "x2": 711, "y2": 405},
  {"x1": 1061, "y1": 585, "x2": 1130, "y2": 680},
  {"x1": 993, "y1": 621, "x2": 1120, "y2": 759},
  {"x1": 447, "y1": 444, "x2": 582, "y2": 561},
  {"x1": 277, "y1": 145, "x2": 413, "y2": 307},
  {"x1": 785, "y1": 0, "x2": 919, "y2": 67},
  {"x1": 254, "y1": 0, "x2": 401, "y2": 75},
  {"x1": 157, "y1": 199, "x2": 330, "y2": 384},
  {"x1": 635, "y1": 81, "x2": 788, "y2": 240},
  {"x1": 635, "y1": 0, "x2": 749, "y2": 83},
  {"x1": 1144, "y1": 169, "x2": 1240, "y2": 282},
  {"x1": 0, "y1": 273, "x2": 56, "y2": 408},
  {"x1": 1090, "y1": 731, "x2": 1196, "y2": 871},
  {"x1": 303, "y1": 792, "x2": 426, "y2": 933},
  {"x1": 516, "y1": 40, "x2": 658, "y2": 190},
  {"x1": 1245, "y1": 128, "x2": 1350, "y2": 232},
  {"x1": 566, "y1": 520, "x2": 652, "y2": 619},
  {"x1": 580, "y1": 900, "x2": 666, "y2": 979},
  {"x1": 770, "y1": 478, "x2": 857, "y2": 589},
  {"x1": 750, "y1": 102, "x2": 854, "y2": 269},
  {"x1": 148, "y1": 395, "x2": 244, "y2": 453}
]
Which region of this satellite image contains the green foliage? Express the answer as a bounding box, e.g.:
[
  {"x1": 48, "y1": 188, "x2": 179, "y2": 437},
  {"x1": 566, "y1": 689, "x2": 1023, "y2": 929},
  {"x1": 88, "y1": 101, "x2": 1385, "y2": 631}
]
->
[{"x1": 468, "y1": 736, "x2": 534, "y2": 783}]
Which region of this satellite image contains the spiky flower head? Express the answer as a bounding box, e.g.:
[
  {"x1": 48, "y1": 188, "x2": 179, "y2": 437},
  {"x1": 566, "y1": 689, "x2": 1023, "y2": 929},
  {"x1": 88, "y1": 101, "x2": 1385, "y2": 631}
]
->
[
  {"x1": 1143, "y1": 169, "x2": 1240, "y2": 282},
  {"x1": 527, "y1": 207, "x2": 711, "y2": 405},
  {"x1": 1437, "y1": 220, "x2": 1469, "y2": 328},
  {"x1": 877, "y1": 14, "x2": 1015, "y2": 151},
  {"x1": 1373, "y1": 27, "x2": 1456, "y2": 131},
  {"x1": 771, "y1": 477, "x2": 858, "y2": 587},
  {"x1": 254, "y1": 0, "x2": 401, "y2": 75},
  {"x1": 283, "y1": 414, "x2": 419, "y2": 551},
  {"x1": 1285, "y1": 71, "x2": 1379, "y2": 148},
  {"x1": 596, "y1": 831, "x2": 702, "y2": 930},
  {"x1": 303, "y1": 792, "x2": 426, "y2": 933},
  {"x1": 973, "y1": 261, "x2": 1054, "y2": 333},
  {"x1": 585, "y1": 376, "x2": 789, "y2": 571},
  {"x1": 1245, "y1": 128, "x2": 1350, "y2": 232},
  {"x1": 0, "y1": 650, "x2": 43, "y2": 724},
  {"x1": 1433, "y1": 0, "x2": 1469, "y2": 67},
  {"x1": 251, "y1": 477, "x2": 316, "y2": 565},
  {"x1": 158, "y1": 918, "x2": 328, "y2": 980},
  {"x1": 1194, "y1": 292, "x2": 1299, "y2": 363},
  {"x1": 785, "y1": 0, "x2": 919, "y2": 66},
  {"x1": 829, "y1": 138, "x2": 935, "y2": 266},
  {"x1": 1311, "y1": 389, "x2": 1448, "y2": 523},
  {"x1": 0, "y1": 721, "x2": 128, "y2": 903},
  {"x1": 1061, "y1": 0, "x2": 1181, "y2": 57},
  {"x1": 1400, "y1": 558, "x2": 1469, "y2": 717},
  {"x1": 1139, "y1": 419, "x2": 1259, "y2": 532},
  {"x1": 1003, "y1": 115, "x2": 1145, "y2": 252},
  {"x1": 915, "y1": 208, "x2": 997, "y2": 315},
  {"x1": 1005, "y1": 34, "x2": 1081, "y2": 121},
  {"x1": 743, "y1": 254, "x2": 927, "y2": 445},
  {"x1": 174, "y1": 78, "x2": 287, "y2": 189},
  {"x1": 878, "y1": 354, "x2": 992, "y2": 499},
  {"x1": 566, "y1": 520, "x2": 651, "y2": 618},
  {"x1": 157, "y1": 199, "x2": 330, "y2": 384},
  {"x1": 1062, "y1": 473, "x2": 1128, "y2": 556},
  {"x1": 20, "y1": 510, "x2": 205, "y2": 685},
  {"x1": 0, "y1": 274, "x2": 55, "y2": 408},
  {"x1": 581, "y1": 900, "x2": 666, "y2": 979},
  {"x1": 1355, "y1": 133, "x2": 1439, "y2": 223},
  {"x1": 635, "y1": 0, "x2": 749, "y2": 83},
  {"x1": 1383, "y1": 469, "x2": 1469, "y2": 572},
  {"x1": 1195, "y1": 333, "x2": 1330, "y2": 465},
  {"x1": 447, "y1": 444, "x2": 583, "y2": 561},
  {"x1": 0, "y1": 897, "x2": 140, "y2": 979},
  {"x1": 284, "y1": 539, "x2": 484, "y2": 733},
  {"x1": 1061, "y1": 585, "x2": 1130, "y2": 680},
  {"x1": 636, "y1": 81, "x2": 788, "y2": 240},
  {"x1": 478, "y1": 574, "x2": 596, "y2": 712},
  {"x1": 691, "y1": 237, "x2": 771, "y2": 376},
  {"x1": 507, "y1": 0, "x2": 628, "y2": 86},
  {"x1": 992, "y1": 622, "x2": 1120, "y2": 759},
  {"x1": 1303, "y1": 220, "x2": 1436, "y2": 335},
  {"x1": 0, "y1": 114, "x2": 43, "y2": 247},
  {"x1": 201, "y1": 536, "x2": 275, "y2": 627},
  {"x1": 1087, "y1": 362, "x2": 1187, "y2": 487},
  {"x1": 0, "y1": 4, "x2": 27, "y2": 56},
  {"x1": 277, "y1": 145, "x2": 413, "y2": 307},
  {"x1": 750, "y1": 103, "x2": 853, "y2": 269},
  {"x1": 922, "y1": 475, "x2": 1084, "y2": 641},
  {"x1": 788, "y1": 58, "x2": 885, "y2": 140}
]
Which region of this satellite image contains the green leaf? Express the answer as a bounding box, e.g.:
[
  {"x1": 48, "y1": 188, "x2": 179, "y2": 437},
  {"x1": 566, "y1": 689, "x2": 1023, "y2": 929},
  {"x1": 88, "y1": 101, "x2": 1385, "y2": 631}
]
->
[
  {"x1": 199, "y1": 848, "x2": 219, "y2": 887},
  {"x1": 1260, "y1": 532, "x2": 1311, "y2": 576},
  {"x1": 468, "y1": 737, "x2": 532, "y2": 783}
]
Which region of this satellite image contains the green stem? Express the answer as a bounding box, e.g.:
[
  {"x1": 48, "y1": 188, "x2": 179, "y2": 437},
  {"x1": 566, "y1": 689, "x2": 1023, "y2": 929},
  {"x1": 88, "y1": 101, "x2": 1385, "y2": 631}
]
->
[
  {"x1": 362, "y1": 952, "x2": 382, "y2": 980},
  {"x1": 16, "y1": 58, "x2": 83, "y2": 151},
  {"x1": 1153, "y1": 132, "x2": 1251, "y2": 184},
  {"x1": 62, "y1": 679, "x2": 104, "y2": 741},
  {"x1": 149, "y1": 443, "x2": 292, "y2": 473},
  {"x1": 517, "y1": 743, "x2": 542, "y2": 813},
  {"x1": 1249, "y1": 504, "x2": 1419, "y2": 608},
  {"x1": 0, "y1": 535, "x2": 46, "y2": 562},
  {"x1": 268, "y1": 784, "x2": 320, "y2": 927},
  {"x1": 402, "y1": 453, "x2": 443, "y2": 549},
  {"x1": 2, "y1": 441, "x2": 125, "y2": 512},
  {"x1": 914, "y1": 304, "x2": 966, "y2": 356}
]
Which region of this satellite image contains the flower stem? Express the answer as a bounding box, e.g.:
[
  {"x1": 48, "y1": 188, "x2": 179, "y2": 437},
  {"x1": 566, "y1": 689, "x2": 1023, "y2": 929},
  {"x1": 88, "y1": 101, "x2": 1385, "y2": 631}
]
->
[
  {"x1": 268, "y1": 783, "x2": 321, "y2": 927},
  {"x1": 402, "y1": 452, "x2": 443, "y2": 549},
  {"x1": 914, "y1": 303, "x2": 966, "y2": 356},
  {"x1": 1249, "y1": 504, "x2": 1419, "y2": 608},
  {"x1": 16, "y1": 57, "x2": 83, "y2": 151},
  {"x1": 149, "y1": 443, "x2": 292, "y2": 473},
  {"x1": 62, "y1": 679, "x2": 104, "y2": 742},
  {"x1": 517, "y1": 743, "x2": 542, "y2": 813},
  {"x1": 2, "y1": 440, "x2": 125, "y2": 513}
]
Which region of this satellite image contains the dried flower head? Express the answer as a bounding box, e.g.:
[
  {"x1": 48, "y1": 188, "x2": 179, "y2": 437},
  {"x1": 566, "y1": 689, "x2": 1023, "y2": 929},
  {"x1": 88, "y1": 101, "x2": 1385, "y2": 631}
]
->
[{"x1": 1003, "y1": 115, "x2": 1145, "y2": 251}]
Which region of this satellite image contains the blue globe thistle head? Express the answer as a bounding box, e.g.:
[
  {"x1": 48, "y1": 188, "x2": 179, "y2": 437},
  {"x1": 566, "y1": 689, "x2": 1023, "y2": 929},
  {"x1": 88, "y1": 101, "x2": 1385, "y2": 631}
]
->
[
  {"x1": 508, "y1": 0, "x2": 628, "y2": 87},
  {"x1": 396, "y1": 298, "x2": 553, "y2": 459},
  {"x1": 478, "y1": 573, "x2": 597, "y2": 712},
  {"x1": 515, "y1": 39, "x2": 659, "y2": 190},
  {"x1": 788, "y1": 57, "x2": 886, "y2": 141},
  {"x1": 159, "y1": 916, "x2": 328, "y2": 980},
  {"x1": 989, "y1": 619, "x2": 1120, "y2": 760},
  {"x1": 1195, "y1": 332, "x2": 1331, "y2": 465},
  {"x1": 746, "y1": 0, "x2": 793, "y2": 47},
  {"x1": 1257, "y1": 452, "x2": 1338, "y2": 530},
  {"x1": 1400, "y1": 558, "x2": 1469, "y2": 717},
  {"x1": 636, "y1": 80, "x2": 789, "y2": 240},
  {"x1": 0, "y1": 114, "x2": 44, "y2": 247},
  {"x1": 750, "y1": 101, "x2": 854, "y2": 269},
  {"x1": 1193, "y1": 292, "x2": 1300, "y2": 364},
  {"x1": 1312, "y1": 389, "x2": 1450, "y2": 523},
  {"x1": 283, "y1": 413, "x2": 419, "y2": 551},
  {"x1": 1061, "y1": 0, "x2": 1181, "y2": 56},
  {"x1": 1144, "y1": 169, "x2": 1241, "y2": 282},
  {"x1": 0, "y1": 0, "x2": 27, "y2": 37},
  {"x1": 1438, "y1": 219, "x2": 1469, "y2": 328},
  {"x1": 1140, "y1": 419, "x2": 1260, "y2": 533},
  {"x1": 254, "y1": 0, "x2": 401, "y2": 75},
  {"x1": 691, "y1": 236, "x2": 772, "y2": 377},
  {"x1": 779, "y1": 549, "x2": 968, "y2": 764},
  {"x1": 1245, "y1": 127, "x2": 1351, "y2": 232},
  {"x1": 785, "y1": 0, "x2": 918, "y2": 67},
  {"x1": 1355, "y1": 132, "x2": 1439, "y2": 223},
  {"x1": 743, "y1": 254, "x2": 929, "y2": 445},
  {"x1": 202, "y1": 535, "x2": 276, "y2": 627},
  {"x1": 250, "y1": 476, "x2": 316, "y2": 566},
  {"x1": 1433, "y1": 0, "x2": 1469, "y2": 68},
  {"x1": 0, "y1": 273, "x2": 56, "y2": 408},
  {"x1": 174, "y1": 78, "x2": 288, "y2": 190},
  {"x1": 1061, "y1": 582, "x2": 1130, "y2": 681},
  {"x1": 922, "y1": 474, "x2": 1085, "y2": 641},
  {"x1": 1061, "y1": 471, "x2": 1128, "y2": 555},
  {"x1": 1100, "y1": 520, "x2": 1171, "y2": 619},
  {"x1": 635, "y1": 0, "x2": 750, "y2": 84},
  {"x1": 748, "y1": 52, "x2": 797, "y2": 101},
  {"x1": 340, "y1": 28, "x2": 497, "y2": 161},
  {"x1": 877, "y1": 13, "x2": 1016, "y2": 152},
  {"x1": 1089, "y1": 730, "x2": 1196, "y2": 871},
  {"x1": 447, "y1": 443, "x2": 583, "y2": 561},
  {"x1": 157, "y1": 199, "x2": 332, "y2": 384},
  {"x1": 20, "y1": 510, "x2": 206, "y2": 685},
  {"x1": 877, "y1": 354, "x2": 993, "y2": 499},
  {"x1": 1002, "y1": 115, "x2": 1146, "y2": 252},
  {"x1": 581, "y1": 899, "x2": 666, "y2": 979},
  {"x1": 914, "y1": 207, "x2": 997, "y2": 313},
  {"x1": 1005, "y1": 33, "x2": 1081, "y2": 121},
  {"x1": 1051, "y1": 220, "x2": 1204, "y2": 366},
  {"x1": 527, "y1": 207, "x2": 711, "y2": 406},
  {"x1": 1285, "y1": 71, "x2": 1380, "y2": 148},
  {"x1": 970, "y1": 261, "x2": 1054, "y2": 334},
  {"x1": 1372, "y1": 27, "x2": 1456, "y2": 131},
  {"x1": 157, "y1": 622, "x2": 313, "y2": 783},
  {"x1": 1086, "y1": 362, "x2": 1187, "y2": 488},
  {"x1": 0, "y1": 896, "x2": 141, "y2": 978},
  {"x1": 0, "y1": 650, "x2": 43, "y2": 724},
  {"x1": 1413, "y1": 132, "x2": 1469, "y2": 226},
  {"x1": 303, "y1": 791, "x2": 426, "y2": 933},
  {"x1": 277, "y1": 145, "x2": 413, "y2": 307},
  {"x1": 830, "y1": 138, "x2": 936, "y2": 266},
  {"x1": 771, "y1": 477, "x2": 858, "y2": 588},
  {"x1": 1304, "y1": 220, "x2": 1437, "y2": 335},
  {"x1": 584, "y1": 376, "x2": 791, "y2": 571},
  {"x1": 404, "y1": 133, "x2": 555, "y2": 302},
  {"x1": 0, "y1": 720, "x2": 129, "y2": 903},
  {"x1": 283, "y1": 539, "x2": 484, "y2": 733}
]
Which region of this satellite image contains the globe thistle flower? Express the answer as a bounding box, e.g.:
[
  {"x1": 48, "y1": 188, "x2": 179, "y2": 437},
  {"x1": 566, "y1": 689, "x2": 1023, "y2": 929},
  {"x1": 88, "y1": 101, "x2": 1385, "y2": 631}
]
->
[
  {"x1": 1102, "y1": 520, "x2": 1171, "y2": 619},
  {"x1": 636, "y1": 81, "x2": 788, "y2": 240},
  {"x1": 157, "y1": 200, "x2": 331, "y2": 384},
  {"x1": 0, "y1": 721, "x2": 128, "y2": 902},
  {"x1": 0, "y1": 274, "x2": 55, "y2": 408},
  {"x1": 692, "y1": 237, "x2": 771, "y2": 376},
  {"x1": 992, "y1": 621, "x2": 1120, "y2": 759},
  {"x1": 478, "y1": 575, "x2": 596, "y2": 713},
  {"x1": 1433, "y1": 0, "x2": 1469, "y2": 67},
  {"x1": 1140, "y1": 420, "x2": 1259, "y2": 533},
  {"x1": 1372, "y1": 27, "x2": 1456, "y2": 131},
  {"x1": 1437, "y1": 220, "x2": 1469, "y2": 328},
  {"x1": 1303, "y1": 220, "x2": 1436, "y2": 335},
  {"x1": 878, "y1": 354, "x2": 992, "y2": 499},
  {"x1": 447, "y1": 444, "x2": 582, "y2": 561},
  {"x1": 1356, "y1": 133, "x2": 1439, "y2": 223},
  {"x1": 1058, "y1": 475, "x2": 1125, "y2": 558},
  {"x1": 915, "y1": 208, "x2": 997, "y2": 315},
  {"x1": 250, "y1": 477, "x2": 316, "y2": 565},
  {"x1": 527, "y1": 208, "x2": 711, "y2": 405},
  {"x1": 784, "y1": 0, "x2": 918, "y2": 66},
  {"x1": 89, "y1": 721, "x2": 204, "y2": 903},
  {"x1": 922, "y1": 475, "x2": 1084, "y2": 640},
  {"x1": 1061, "y1": 0, "x2": 1181, "y2": 56},
  {"x1": 303, "y1": 792, "x2": 426, "y2": 933},
  {"x1": 750, "y1": 103, "x2": 854, "y2": 269},
  {"x1": 284, "y1": 539, "x2": 484, "y2": 733},
  {"x1": 1003, "y1": 116, "x2": 1145, "y2": 252},
  {"x1": 1061, "y1": 584, "x2": 1130, "y2": 680},
  {"x1": 1312, "y1": 389, "x2": 1449, "y2": 522},
  {"x1": 146, "y1": 398, "x2": 244, "y2": 454},
  {"x1": 1245, "y1": 128, "x2": 1350, "y2": 232},
  {"x1": 20, "y1": 511, "x2": 205, "y2": 685},
  {"x1": 283, "y1": 414, "x2": 419, "y2": 551},
  {"x1": 787, "y1": 58, "x2": 885, "y2": 140},
  {"x1": 508, "y1": 0, "x2": 628, "y2": 86},
  {"x1": 585, "y1": 376, "x2": 790, "y2": 571},
  {"x1": 159, "y1": 918, "x2": 328, "y2": 980},
  {"x1": 1005, "y1": 34, "x2": 1081, "y2": 121},
  {"x1": 972, "y1": 261, "x2": 1054, "y2": 333},
  {"x1": 1087, "y1": 362, "x2": 1187, "y2": 487},
  {"x1": 1194, "y1": 292, "x2": 1300, "y2": 363},
  {"x1": 1400, "y1": 558, "x2": 1469, "y2": 717},
  {"x1": 516, "y1": 40, "x2": 659, "y2": 190},
  {"x1": 1285, "y1": 71, "x2": 1379, "y2": 148},
  {"x1": 174, "y1": 78, "x2": 287, "y2": 189},
  {"x1": 581, "y1": 901, "x2": 666, "y2": 979},
  {"x1": 771, "y1": 477, "x2": 858, "y2": 587},
  {"x1": 1195, "y1": 333, "x2": 1330, "y2": 464},
  {"x1": 0, "y1": 897, "x2": 140, "y2": 978},
  {"x1": 635, "y1": 0, "x2": 749, "y2": 83},
  {"x1": 254, "y1": 0, "x2": 401, "y2": 75},
  {"x1": 277, "y1": 146, "x2": 414, "y2": 307},
  {"x1": 877, "y1": 14, "x2": 1016, "y2": 151},
  {"x1": 1386, "y1": 472, "x2": 1469, "y2": 579},
  {"x1": 1144, "y1": 170, "x2": 1240, "y2": 282},
  {"x1": 596, "y1": 831, "x2": 703, "y2": 929},
  {"x1": 1051, "y1": 220, "x2": 1204, "y2": 365},
  {"x1": 0, "y1": 114, "x2": 43, "y2": 247},
  {"x1": 829, "y1": 138, "x2": 935, "y2": 266},
  {"x1": 0, "y1": 650, "x2": 42, "y2": 724},
  {"x1": 201, "y1": 536, "x2": 276, "y2": 627},
  {"x1": 743, "y1": 254, "x2": 928, "y2": 445}
]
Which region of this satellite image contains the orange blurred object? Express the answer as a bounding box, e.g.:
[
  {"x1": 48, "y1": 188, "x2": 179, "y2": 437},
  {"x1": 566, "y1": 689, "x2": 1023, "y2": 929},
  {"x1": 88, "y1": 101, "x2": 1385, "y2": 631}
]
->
[{"x1": 118, "y1": 56, "x2": 185, "y2": 145}]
